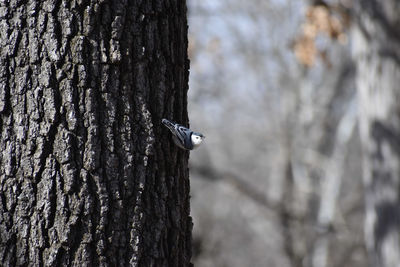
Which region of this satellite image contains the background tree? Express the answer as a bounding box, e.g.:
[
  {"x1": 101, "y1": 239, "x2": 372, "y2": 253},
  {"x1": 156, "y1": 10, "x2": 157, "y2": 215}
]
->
[
  {"x1": 353, "y1": 1, "x2": 400, "y2": 266},
  {"x1": 187, "y1": 0, "x2": 400, "y2": 266},
  {"x1": 188, "y1": 1, "x2": 365, "y2": 267},
  {"x1": 0, "y1": 0, "x2": 192, "y2": 266}
]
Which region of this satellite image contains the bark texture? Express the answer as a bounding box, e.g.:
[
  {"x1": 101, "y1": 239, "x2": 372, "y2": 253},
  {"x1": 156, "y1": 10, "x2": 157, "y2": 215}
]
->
[
  {"x1": 0, "y1": 0, "x2": 192, "y2": 266},
  {"x1": 353, "y1": 1, "x2": 400, "y2": 266}
]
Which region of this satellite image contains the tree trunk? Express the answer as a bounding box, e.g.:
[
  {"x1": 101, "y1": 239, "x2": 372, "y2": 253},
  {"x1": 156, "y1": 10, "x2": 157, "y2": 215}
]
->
[
  {"x1": 0, "y1": 0, "x2": 192, "y2": 266},
  {"x1": 353, "y1": 1, "x2": 400, "y2": 266}
]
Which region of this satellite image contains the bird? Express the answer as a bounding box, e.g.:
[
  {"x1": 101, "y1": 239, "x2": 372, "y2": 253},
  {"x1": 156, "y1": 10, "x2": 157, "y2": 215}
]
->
[{"x1": 162, "y1": 118, "x2": 205, "y2": 150}]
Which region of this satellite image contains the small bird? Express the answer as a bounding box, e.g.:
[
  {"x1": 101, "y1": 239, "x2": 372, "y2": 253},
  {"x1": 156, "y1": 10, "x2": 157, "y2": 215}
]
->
[{"x1": 162, "y1": 118, "x2": 205, "y2": 150}]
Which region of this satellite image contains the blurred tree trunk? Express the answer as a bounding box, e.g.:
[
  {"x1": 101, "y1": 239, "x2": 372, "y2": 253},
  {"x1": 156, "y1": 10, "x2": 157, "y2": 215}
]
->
[
  {"x1": 353, "y1": 1, "x2": 400, "y2": 266},
  {"x1": 0, "y1": 0, "x2": 192, "y2": 266}
]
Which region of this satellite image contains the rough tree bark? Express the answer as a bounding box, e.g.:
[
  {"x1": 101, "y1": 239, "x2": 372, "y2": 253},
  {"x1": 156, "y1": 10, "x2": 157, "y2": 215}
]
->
[
  {"x1": 353, "y1": 1, "x2": 400, "y2": 266},
  {"x1": 0, "y1": 0, "x2": 192, "y2": 266}
]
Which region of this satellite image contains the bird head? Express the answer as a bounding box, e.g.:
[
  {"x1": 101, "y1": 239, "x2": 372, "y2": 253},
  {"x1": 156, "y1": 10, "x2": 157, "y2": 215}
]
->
[{"x1": 191, "y1": 133, "x2": 205, "y2": 147}]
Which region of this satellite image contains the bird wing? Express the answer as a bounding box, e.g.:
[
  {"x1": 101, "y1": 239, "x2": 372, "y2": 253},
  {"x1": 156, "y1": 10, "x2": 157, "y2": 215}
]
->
[
  {"x1": 162, "y1": 119, "x2": 193, "y2": 150},
  {"x1": 175, "y1": 125, "x2": 189, "y2": 145}
]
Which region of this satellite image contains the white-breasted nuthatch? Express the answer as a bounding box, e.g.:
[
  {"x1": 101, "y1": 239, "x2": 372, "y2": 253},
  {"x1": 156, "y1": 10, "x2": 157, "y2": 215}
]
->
[{"x1": 162, "y1": 118, "x2": 205, "y2": 150}]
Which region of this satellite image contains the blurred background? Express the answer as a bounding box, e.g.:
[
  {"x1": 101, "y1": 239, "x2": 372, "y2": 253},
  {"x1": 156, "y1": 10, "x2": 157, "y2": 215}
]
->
[{"x1": 186, "y1": 0, "x2": 400, "y2": 266}]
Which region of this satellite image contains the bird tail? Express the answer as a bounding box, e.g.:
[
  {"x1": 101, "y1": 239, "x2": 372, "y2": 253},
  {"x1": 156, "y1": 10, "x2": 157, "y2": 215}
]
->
[{"x1": 162, "y1": 118, "x2": 176, "y2": 132}]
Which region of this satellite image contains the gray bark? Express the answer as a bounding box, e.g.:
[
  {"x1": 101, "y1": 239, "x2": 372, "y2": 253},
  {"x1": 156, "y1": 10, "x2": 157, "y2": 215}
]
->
[
  {"x1": 353, "y1": 1, "x2": 400, "y2": 266},
  {"x1": 0, "y1": 0, "x2": 192, "y2": 266},
  {"x1": 312, "y1": 98, "x2": 357, "y2": 267}
]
